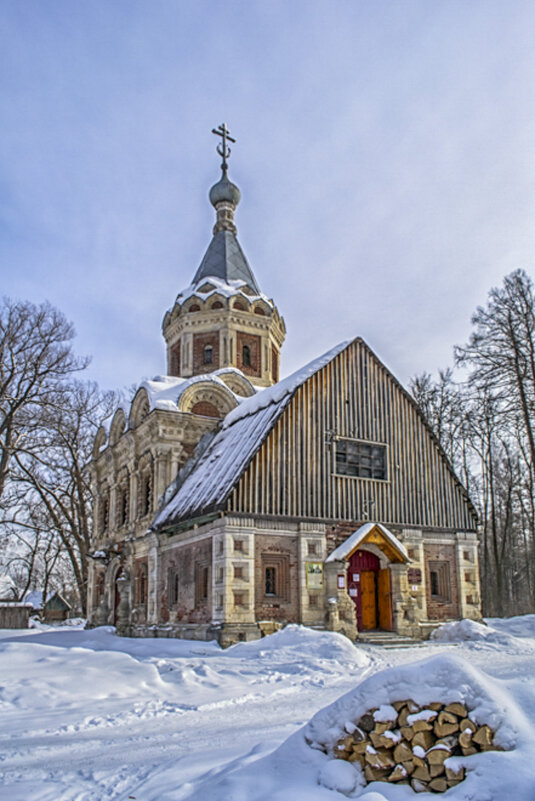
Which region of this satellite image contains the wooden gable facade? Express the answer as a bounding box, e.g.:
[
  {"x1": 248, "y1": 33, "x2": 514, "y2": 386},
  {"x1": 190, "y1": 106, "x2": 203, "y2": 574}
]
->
[{"x1": 226, "y1": 338, "x2": 476, "y2": 531}]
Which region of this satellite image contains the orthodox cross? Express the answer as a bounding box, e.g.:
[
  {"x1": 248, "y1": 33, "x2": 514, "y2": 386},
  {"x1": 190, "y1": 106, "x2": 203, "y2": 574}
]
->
[{"x1": 212, "y1": 123, "x2": 235, "y2": 170}]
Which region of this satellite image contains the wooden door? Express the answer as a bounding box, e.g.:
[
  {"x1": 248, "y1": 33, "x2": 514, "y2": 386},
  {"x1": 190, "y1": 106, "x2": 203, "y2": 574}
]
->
[
  {"x1": 378, "y1": 568, "x2": 393, "y2": 631},
  {"x1": 360, "y1": 570, "x2": 377, "y2": 630}
]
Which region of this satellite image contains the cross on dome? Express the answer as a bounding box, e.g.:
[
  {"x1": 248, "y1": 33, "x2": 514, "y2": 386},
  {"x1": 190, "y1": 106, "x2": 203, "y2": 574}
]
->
[{"x1": 212, "y1": 123, "x2": 236, "y2": 171}]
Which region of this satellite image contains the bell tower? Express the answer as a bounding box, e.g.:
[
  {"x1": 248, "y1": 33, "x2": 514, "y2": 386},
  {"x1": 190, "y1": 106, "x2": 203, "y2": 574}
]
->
[{"x1": 162, "y1": 125, "x2": 286, "y2": 388}]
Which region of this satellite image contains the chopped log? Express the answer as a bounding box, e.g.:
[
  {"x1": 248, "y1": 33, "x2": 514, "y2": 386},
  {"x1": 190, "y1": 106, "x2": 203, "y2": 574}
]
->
[
  {"x1": 473, "y1": 725, "x2": 493, "y2": 749},
  {"x1": 340, "y1": 735, "x2": 354, "y2": 750},
  {"x1": 388, "y1": 764, "x2": 409, "y2": 782},
  {"x1": 393, "y1": 741, "x2": 413, "y2": 763},
  {"x1": 428, "y1": 702, "x2": 443, "y2": 711},
  {"x1": 412, "y1": 730, "x2": 435, "y2": 750},
  {"x1": 374, "y1": 721, "x2": 394, "y2": 735},
  {"x1": 393, "y1": 700, "x2": 410, "y2": 712},
  {"x1": 412, "y1": 763, "x2": 431, "y2": 782},
  {"x1": 435, "y1": 735, "x2": 458, "y2": 750},
  {"x1": 430, "y1": 763, "x2": 446, "y2": 778},
  {"x1": 412, "y1": 718, "x2": 434, "y2": 733},
  {"x1": 444, "y1": 702, "x2": 468, "y2": 718},
  {"x1": 358, "y1": 713, "x2": 375, "y2": 733},
  {"x1": 370, "y1": 731, "x2": 396, "y2": 750},
  {"x1": 398, "y1": 707, "x2": 411, "y2": 727},
  {"x1": 352, "y1": 741, "x2": 369, "y2": 754},
  {"x1": 401, "y1": 760, "x2": 415, "y2": 776},
  {"x1": 458, "y1": 730, "x2": 473, "y2": 749},
  {"x1": 461, "y1": 745, "x2": 478, "y2": 756},
  {"x1": 348, "y1": 751, "x2": 366, "y2": 766},
  {"x1": 411, "y1": 778, "x2": 427, "y2": 792},
  {"x1": 434, "y1": 712, "x2": 459, "y2": 737},
  {"x1": 427, "y1": 747, "x2": 450, "y2": 765},
  {"x1": 445, "y1": 765, "x2": 466, "y2": 782},
  {"x1": 365, "y1": 749, "x2": 395, "y2": 770},
  {"x1": 428, "y1": 777, "x2": 448, "y2": 792},
  {"x1": 365, "y1": 765, "x2": 390, "y2": 782},
  {"x1": 352, "y1": 726, "x2": 366, "y2": 743},
  {"x1": 460, "y1": 718, "x2": 477, "y2": 734},
  {"x1": 400, "y1": 726, "x2": 415, "y2": 741}
]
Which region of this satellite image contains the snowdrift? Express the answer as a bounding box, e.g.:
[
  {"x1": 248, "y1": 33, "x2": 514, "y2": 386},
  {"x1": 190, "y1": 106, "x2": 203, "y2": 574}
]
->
[{"x1": 183, "y1": 653, "x2": 535, "y2": 800}]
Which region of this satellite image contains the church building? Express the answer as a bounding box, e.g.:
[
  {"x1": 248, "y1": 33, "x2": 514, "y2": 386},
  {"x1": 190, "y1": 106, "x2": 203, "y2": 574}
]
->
[{"x1": 87, "y1": 126, "x2": 481, "y2": 646}]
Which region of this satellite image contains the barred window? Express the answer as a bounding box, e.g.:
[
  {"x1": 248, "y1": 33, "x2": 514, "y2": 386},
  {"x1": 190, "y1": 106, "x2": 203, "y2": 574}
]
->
[{"x1": 335, "y1": 438, "x2": 387, "y2": 480}]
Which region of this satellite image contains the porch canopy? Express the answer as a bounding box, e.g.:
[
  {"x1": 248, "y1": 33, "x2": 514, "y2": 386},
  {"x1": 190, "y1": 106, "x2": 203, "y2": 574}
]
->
[{"x1": 326, "y1": 522, "x2": 409, "y2": 564}]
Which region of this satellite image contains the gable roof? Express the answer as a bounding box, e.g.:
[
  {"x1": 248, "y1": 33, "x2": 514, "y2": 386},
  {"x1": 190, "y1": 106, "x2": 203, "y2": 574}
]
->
[
  {"x1": 152, "y1": 340, "x2": 350, "y2": 530},
  {"x1": 191, "y1": 230, "x2": 261, "y2": 293}
]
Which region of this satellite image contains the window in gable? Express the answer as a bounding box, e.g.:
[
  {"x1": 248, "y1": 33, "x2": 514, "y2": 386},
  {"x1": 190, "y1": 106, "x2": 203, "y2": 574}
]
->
[{"x1": 334, "y1": 438, "x2": 387, "y2": 480}]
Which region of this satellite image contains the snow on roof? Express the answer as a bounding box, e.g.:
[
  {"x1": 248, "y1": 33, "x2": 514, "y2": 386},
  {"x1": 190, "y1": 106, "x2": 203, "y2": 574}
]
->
[
  {"x1": 325, "y1": 522, "x2": 408, "y2": 562},
  {"x1": 173, "y1": 274, "x2": 274, "y2": 309},
  {"x1": 100, "y1": 368, "x2": 256, "y2": 449},
  {"x1": 223, "y1": 340, "x2": 351, "y2": 428},
  {"x1": 152, "y1": 341, "x2": 351, "y2": 529}
]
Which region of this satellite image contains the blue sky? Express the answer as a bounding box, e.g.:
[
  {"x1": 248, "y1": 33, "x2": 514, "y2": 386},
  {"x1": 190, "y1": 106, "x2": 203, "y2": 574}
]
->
[{"x1": 2, "y1": 1, "x2": 535, "y2": 391}]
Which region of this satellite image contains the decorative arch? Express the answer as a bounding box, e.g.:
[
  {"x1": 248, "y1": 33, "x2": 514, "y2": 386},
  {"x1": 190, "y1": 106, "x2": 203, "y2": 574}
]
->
[
  {"x1": 253, "y1": 300, "x2": 271, "y2": 316},
  {"x1": 129, "y1": 388, "x2": 150, "y2": 429},
  {"x1": 187, "y1": 302, "x2": 201, "y2": 313},
  {"x1": 216, "y1": 371, "x2": 256, "y2": 398},
  {"x1": 109, "y1": 409, "x2": 126, "y2": 446},
  {"x1": 178, "y1": 382, "x2": 238, "y2": 419},
  {"x1": 232, "y1": 299, "x2": 249, "y2": 311},
  {"x1": 93, "y1": 427, "x2": 107, "y2": 459}
]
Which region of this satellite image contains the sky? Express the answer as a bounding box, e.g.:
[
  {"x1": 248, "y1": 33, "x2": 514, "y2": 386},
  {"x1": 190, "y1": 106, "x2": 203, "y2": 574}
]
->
[{"x1": 2, "y1": 0, "x2": 535, "y2": 392}]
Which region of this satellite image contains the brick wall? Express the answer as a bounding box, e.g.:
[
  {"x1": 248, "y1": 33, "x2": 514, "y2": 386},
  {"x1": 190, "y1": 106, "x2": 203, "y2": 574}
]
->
[
  {"x1": 160, "y1": 539, "x2": 212, "y2": 624},
  {"x1": 254, "y1": 534, "x2": 299, "y2": 621},
  {"x1": 192, "y1": 332, "x2": 220, "y2": 375},
  {"x1": 237, "y1": 332, "x2": 261, "y2": 378}
]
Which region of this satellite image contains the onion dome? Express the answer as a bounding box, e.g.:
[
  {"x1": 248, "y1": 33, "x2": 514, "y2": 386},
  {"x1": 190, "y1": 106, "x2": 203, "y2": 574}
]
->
[{"x1": 209, "y1": 167, "x2": 241, "y2": 208}]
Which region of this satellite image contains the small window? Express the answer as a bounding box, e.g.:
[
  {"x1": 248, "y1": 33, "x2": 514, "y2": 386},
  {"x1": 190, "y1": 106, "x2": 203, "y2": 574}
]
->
[
  {"x1": 265, "y1": 566, "x2": 276, "y2": 596},
  {"x1": 195, "y1": 564, "x2": 209, "y2": 604},
  {"x1": 203, "y1": 345, "x2": 213, "y2": 365},
  {"x1": 428, "y1": 560, "x2": 451, "y2": 602},
  {"x1": 234, "y1": 593, "x2": 244, "y2": 606},
  {"x1": 335, "y1": 438, "x2": 387, "y2": 480},
  {"x1": 242, "y1": 344, "x2": 251, "y2": 367},
  {"x1": 211, "y1": 301, "x2": 223, "y2": 310},
  {"x1": 234, "y1": 539, "x2": 243, "y2": 552},
  {"x1": 188, "y1": 304, "x2": 200, "y2": 313},
  {"x1": 307, "y1": 542, "x2": 317, "y2": 556},
  {"x1": 233, "y1": 301, "x2": 245, "y2": 311},
  {"x1": 234, "y1": 566, "x2": 243, "y2": 580},
  {"x1": 168, "y1": 568, "x2": 179, "y2": 606}
]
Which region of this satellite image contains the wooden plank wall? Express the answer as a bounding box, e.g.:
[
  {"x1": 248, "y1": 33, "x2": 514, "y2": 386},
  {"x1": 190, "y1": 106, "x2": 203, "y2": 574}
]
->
[{"x1": 227, "y1": 340, "x2": 476, "y2": 530}]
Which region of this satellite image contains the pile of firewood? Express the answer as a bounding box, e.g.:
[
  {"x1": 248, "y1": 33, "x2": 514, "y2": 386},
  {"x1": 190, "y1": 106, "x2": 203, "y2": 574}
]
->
[{"x1": 332, "y1": 699, "x2": 502, "y2": 793}]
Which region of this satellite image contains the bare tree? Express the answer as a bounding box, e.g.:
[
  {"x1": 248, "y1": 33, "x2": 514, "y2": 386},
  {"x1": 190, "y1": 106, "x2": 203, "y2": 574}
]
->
[
  {"x1": 0, "y1": 298, "x2": 88, "y2": 502},
  {"x1": 10, "y1": 381, "x2": 115, "y2": 614}
]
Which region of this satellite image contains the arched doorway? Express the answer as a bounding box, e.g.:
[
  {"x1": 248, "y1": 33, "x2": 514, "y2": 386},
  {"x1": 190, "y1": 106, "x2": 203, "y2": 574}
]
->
[{"x1": 347, "y1": 550, "x2": 393, "y2": 631}]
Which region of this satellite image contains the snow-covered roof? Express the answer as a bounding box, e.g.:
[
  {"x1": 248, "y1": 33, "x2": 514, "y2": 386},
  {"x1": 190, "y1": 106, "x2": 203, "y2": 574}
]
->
[
  {"x1": 326, "y1": 522, "x2": 409, "y2": 562},
  {"x1": 173, "y1": 274, "x2": 274, "y2": 310},
  {"x1": 98, "y1": 368, "x2": 256, "y2": 451},
  {"x1": 152, "y1": 341, "x2": 351, "y2": 529}
]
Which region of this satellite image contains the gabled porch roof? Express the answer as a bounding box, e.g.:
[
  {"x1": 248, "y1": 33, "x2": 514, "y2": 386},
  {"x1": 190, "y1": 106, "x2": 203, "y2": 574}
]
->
[{"x1": 326, "y1": 522, "x2": 409, "y2": 564}]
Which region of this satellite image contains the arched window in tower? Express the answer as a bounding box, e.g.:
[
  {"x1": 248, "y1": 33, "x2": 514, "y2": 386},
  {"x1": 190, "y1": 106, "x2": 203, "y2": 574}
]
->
[
  {"x1": 211, "y1": 301, "x2": 223, "y2": 310},
  {"x1": 233, "y1": 301, "x2": 245, "y2": 311},
  {"x1": 242, "y1": 344, "x2": 251, "y2": 367},
  {"x1": 188, "y1": 304, "x2": 200, "y2": 313},
  {"x1": 203, "y1": 344, "x2": 213, "y2": 365}
]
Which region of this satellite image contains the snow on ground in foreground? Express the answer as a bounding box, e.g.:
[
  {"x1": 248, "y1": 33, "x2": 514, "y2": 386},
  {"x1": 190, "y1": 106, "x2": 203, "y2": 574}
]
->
[{"x1": 0, "y1": 618, "x2": 534, "y2": 800}]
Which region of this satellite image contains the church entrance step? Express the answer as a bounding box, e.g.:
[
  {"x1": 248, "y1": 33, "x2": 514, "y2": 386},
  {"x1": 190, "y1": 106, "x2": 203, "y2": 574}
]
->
[{"x1": 356, "y1": 630, "x2": 422, "y2": 648}]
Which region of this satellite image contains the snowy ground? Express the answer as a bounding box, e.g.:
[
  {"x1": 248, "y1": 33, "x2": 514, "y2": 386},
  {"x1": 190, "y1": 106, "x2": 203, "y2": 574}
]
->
[{"x1": 1, "y1": 618, "x2": 534, "y2": 800}]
